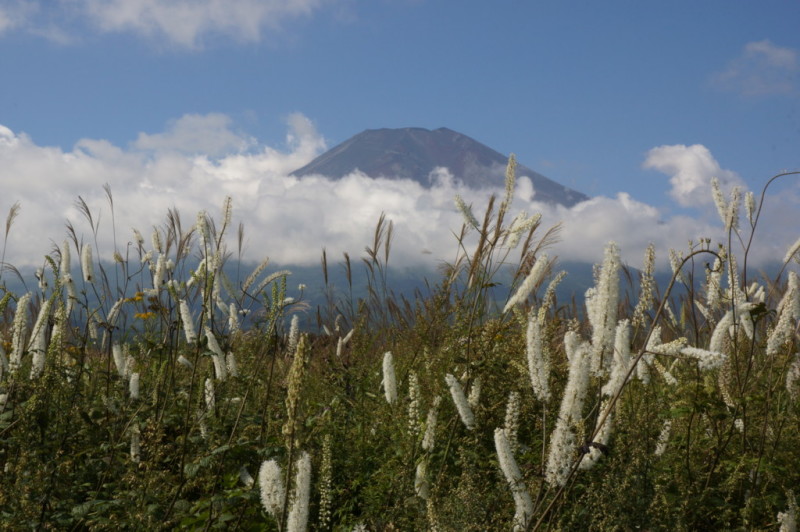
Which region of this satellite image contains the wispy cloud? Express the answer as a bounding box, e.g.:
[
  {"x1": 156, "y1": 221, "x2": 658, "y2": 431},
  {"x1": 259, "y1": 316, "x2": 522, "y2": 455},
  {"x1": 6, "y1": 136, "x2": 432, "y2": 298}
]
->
[
  {"x1": 0, "y1": 115, "x2": 795, "y2": 276},
  {"x1": 711, "y1": 40, "x2": 799, "y2": 97},
  {"x1": 0, "y1": 0, "x2": 36, "y2": 35},
  {"x1": 0, "y1": 0, "x2": 329, "y2": 48},
  {"x1": 81, "y1": 0, "x2": 325, "y2": 48},
  {"x1": 133, "y1": 114, "x2": 255, "y2": 156},
  {"x1": 642, "y1": 144, "x2": 743, "y2": 208}
]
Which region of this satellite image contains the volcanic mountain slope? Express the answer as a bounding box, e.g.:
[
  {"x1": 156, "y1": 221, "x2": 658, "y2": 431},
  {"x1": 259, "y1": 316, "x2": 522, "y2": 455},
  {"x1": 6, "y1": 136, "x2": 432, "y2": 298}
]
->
[{"x1": 291, "y1": 127, "x2": 589, "y2": 207}]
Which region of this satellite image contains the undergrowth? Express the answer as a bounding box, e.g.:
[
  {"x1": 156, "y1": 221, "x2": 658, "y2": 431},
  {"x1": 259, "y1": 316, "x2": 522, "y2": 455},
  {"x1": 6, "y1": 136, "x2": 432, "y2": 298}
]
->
[{"x1": 0, "y1": 165, "x2": 799, "y2": 531}]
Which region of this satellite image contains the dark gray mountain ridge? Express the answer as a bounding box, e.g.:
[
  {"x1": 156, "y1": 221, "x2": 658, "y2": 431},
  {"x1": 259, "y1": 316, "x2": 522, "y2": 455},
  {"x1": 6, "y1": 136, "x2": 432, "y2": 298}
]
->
[{"x1": 290, "y1": 127, "x2": 589, "y2": 207}]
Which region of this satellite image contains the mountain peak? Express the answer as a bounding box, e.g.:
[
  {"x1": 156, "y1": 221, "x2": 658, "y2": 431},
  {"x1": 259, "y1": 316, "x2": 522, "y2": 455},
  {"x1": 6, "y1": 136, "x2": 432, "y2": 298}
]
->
[{"x1": 291, "y1": 127, "x2": 588, "y2": 206}]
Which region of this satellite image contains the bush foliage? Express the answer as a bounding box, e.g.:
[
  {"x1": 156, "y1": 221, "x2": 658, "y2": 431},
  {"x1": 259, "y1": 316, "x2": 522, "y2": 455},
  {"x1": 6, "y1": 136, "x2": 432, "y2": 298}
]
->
[{"x1": 0, "y1": 168, "x2": 799, "y2": 530}]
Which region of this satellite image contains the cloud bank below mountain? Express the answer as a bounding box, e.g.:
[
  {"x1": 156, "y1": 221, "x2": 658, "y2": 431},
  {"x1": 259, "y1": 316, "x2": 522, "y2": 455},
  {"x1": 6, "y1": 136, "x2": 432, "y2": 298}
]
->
[{"x1": 0, "y1": 114, "x2": 797, "y2": 276}]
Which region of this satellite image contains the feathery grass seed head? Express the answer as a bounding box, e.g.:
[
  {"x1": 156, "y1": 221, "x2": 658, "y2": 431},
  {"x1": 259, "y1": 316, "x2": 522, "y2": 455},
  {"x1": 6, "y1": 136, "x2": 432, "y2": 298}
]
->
[{"x1": 80, "y1": 243, "x2": 93, "y2": 283}]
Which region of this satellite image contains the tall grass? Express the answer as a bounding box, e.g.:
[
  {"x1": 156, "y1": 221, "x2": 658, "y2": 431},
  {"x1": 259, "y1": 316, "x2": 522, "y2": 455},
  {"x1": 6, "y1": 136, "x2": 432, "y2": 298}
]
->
[{"x1": 0, "y1": 166, "x2": 798, "y2": 530}]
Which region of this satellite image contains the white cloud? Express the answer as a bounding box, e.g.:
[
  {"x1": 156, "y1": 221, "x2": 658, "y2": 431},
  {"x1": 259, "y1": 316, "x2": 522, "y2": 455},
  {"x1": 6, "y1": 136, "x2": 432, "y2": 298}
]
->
[
  {"x1": 711, "y1": 40, "x2": 799, "y2": 96},
  {"x1": 81, "y1": 0, "x2": 324, "y2": 48},
  {"x1": 0, "y1": 1, "x2": 36, "y2": 34},
  {"x1": 0, "y1": 0, "x2": 328, "y2": 47},
  {"x1": 0, "y1": 114, "x2": 795, "y2": 280},
  {"x1": 133, "y1": 113, "x2": 253, "y2": 156},
  {"x1": 642, "y1": 144, "x2": 743, "y2": 208}
]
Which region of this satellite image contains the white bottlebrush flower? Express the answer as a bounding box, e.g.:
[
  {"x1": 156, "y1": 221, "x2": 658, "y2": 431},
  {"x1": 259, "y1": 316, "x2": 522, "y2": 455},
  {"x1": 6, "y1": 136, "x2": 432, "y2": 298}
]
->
[
  {"x1": 778, "y1": 273, "x2": 800, "y2": 316},
  {"x1": 258, "y1": 459, "x2": 286, "y2": 519},
  {"x1": 545, "y1": 339, "x2": 591, "y2": 486},
  {"x1": 124, "y1": 352, "x2": 135, "y2": 379},
  {"x1": 228, "y1": 302, "x2": 240, "y2": 333},
  {"x1": 112, "y1": 343, "x2": 127, "y2": 378},
  {"x1": 526, "y1": 311, "x2": 550, "y2": 401},
  {"x1": 80, "y1": 243, "x2": 94, "y2": 283},
  {"x1": 602, "y1": 319, "x2": 631, "y2": 397},
  {"x1": 421, "y1": 396, "x2": 442, "y2": 451},
  {"x1": 336, "y1": 337, "x2": 345, "y2": 358},
  {"x1": 408, "y1": 371, "x2": 421, "y2": 436},
  {"x1": 768, "y1": 274, "x2": 800, "y2": 357},
  {"x1": 787, "y1": 354, "x2": 800, "y2": 401},
  {"x1": 341, "y1": 328, "x2": 354, "y2": 345},
  {"x1": 709, "y1": 310, "x2": 734, "y2": 354},
  {"x1": 681, "y1": 346, "x2": 727, "y2": 371},
  {"x1": 784, "y1": 237, "x2": 800, "y2": 265},
  {"x1": 287, "y1": 314, "x2": 300, "y2": 354},
  {"x1": 205, "y1": 326, "x2": 227, "y2": 381},
  {"x1": 10, "y1": 292, "x2": 31, "y2": 374},
  {"x1": 669, "y1": 247, "x2": 687, "y2": 286},
  {"x1": 318, "y1": 435, "x2": 333, "y2": 529},
  {"x1": 564, "y1": 329, "x2": 581, "y2": 364},
  {"x1": 226, "y1": 352, "x2": 239, "y2": 378},
  {"x1": 204, "y1": 378, "x2": 215, "y2": 413},
  {"x1": 744, "y1": 190, "x2": 756, "y2": 225},
  {"x1": 587, "y1": 242, "x2": 621, "y2": 375},
  {"x1": 88, "y1": 315, "x2": 99, "y2": 343},
  {"x1": 152, "y1": 253, "x2": 166, "y2": 291},
  {"x1": 0, "y1": 339, "x2": 7, "y2": 380},
  {"x1": 445, "y1": 373, "x2": 475, "y2": 430},
  {"x1": 494, "y1": 428, "x2": 534, "y2": 531},
  {"x1": 287, "y1": 451, "x2": 312, "y2": 532},
  {"x1": 695, "y1": 300, "x2": 713, "y2": 322},
  {"x1": 258, "y1": 459, "x2": 285, "y2": 518},
  {"x1": 654, "y1": 419, "x2": 672, "y2": 456},
  {"x1": 504, "y1": 391, "x2": 521, "y2": 454},
  {"x1": 724, "y1": 186, "x2": 742, "y2": 232},
  {"x1": 711, "y1": 177, "x2": 728, "y2": 227},
  {"x1": 467, "y1": 376, "x2": 481, "y2": 409},
  {"x1": 705, "y1": 256, "x2": 724, "y2": 310},
  {"x1": 415, "y1": 459, "x2": 430, "y2": 500},
  {"x1": 130, "y1": 425, "x2": 141, "y2": 463},
  {"x1": 632, "y1": 244, "x2": 656, "y2": 328},
  {"x1": 28, "y1": 298, "x2": 51, "y2": 380},
  {"x1": 382, "y1": 351, "x2": 397, "y2": 405},
  {"x1": 177, "y1": 355, "x2": 194, "y2": 369},
  {"x1": 129, "y1": 372, "x2": 140, "y2": 400},
  {"x1": 654, "y1": 359, "x2": 678, "y2": 386},
  {"x1": 106, "y1": 298, "x2": 124, "y2": 330},
  {"x1": 239, "y1": 466, "x2": 254, "y2": 488},
  {"x1": 580, "y1": 399, "x2": 614, "y2": 470},
  {"x1": 504, "y1": 254, "x2": 549, "y2": 313},
  {"x1": 179, "y1": 299, "x2": 196, "y2": 344},
  {"x1": 778, "y1": 490, "x2": 798, "y2": 532}
]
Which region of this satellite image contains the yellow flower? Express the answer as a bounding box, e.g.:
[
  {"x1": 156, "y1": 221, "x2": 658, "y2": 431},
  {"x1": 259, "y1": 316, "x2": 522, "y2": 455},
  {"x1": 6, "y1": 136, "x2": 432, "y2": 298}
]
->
[{"x1": 124, "y1": 292, "x2": 145, "y2": 303}]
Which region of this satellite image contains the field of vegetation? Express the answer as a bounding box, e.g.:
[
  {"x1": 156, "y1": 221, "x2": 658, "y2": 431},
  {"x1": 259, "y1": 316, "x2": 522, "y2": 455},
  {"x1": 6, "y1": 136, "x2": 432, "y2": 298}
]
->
[{"x1": 0, "y1": 165, "x2": 799, "y2": 531}]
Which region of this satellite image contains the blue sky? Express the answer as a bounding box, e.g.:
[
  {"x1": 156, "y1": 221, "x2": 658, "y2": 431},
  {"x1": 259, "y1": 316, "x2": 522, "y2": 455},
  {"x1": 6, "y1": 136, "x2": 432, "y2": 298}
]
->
[{"x1": 1, "y1": 0, "x2": 799, "y2": 270}]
